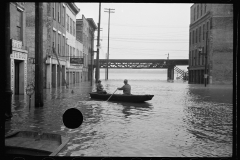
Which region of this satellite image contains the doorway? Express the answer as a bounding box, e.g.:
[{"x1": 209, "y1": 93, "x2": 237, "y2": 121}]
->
[{"x1": 14, "y1": 60, "x2": 24, "y2": 95}]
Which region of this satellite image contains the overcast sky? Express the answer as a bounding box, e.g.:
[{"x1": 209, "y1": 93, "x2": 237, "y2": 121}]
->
[{"x1": 75, "y1": 3, "x2": 193, "y2": 61}]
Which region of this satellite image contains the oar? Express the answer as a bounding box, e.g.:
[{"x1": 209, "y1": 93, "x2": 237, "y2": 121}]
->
[{"x1": 106, "y1": 89, "x2": 118, "y2": 102}]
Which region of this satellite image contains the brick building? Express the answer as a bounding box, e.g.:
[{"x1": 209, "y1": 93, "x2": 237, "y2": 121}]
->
[
  {"x1": 65, "y1": 3, "x2": 81, "y2": 85},
  {"x1": 188, "y1": 4, "x2": 233, "y2": 84},
  {"x1": 25, "y1": 3, "x2": 69, "y2": 89},
  {"x1": 76, "y1": 15, "x2": 97, "y2": 82},
  {"x1": 9, "y1": 2, "x2": 28, "y2": 95}
]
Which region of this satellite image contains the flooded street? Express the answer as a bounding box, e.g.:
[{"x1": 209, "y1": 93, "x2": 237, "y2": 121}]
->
[{"x1": 5, "y1": 80, "x2": 233, "y2": 157}]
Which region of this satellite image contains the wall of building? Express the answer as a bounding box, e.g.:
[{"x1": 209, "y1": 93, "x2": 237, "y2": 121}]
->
[
  {"x1": 25, "y1": 3, "x2": 52, "y2": 89},
  {"x1": 189, "y1": 3, "x2": 233, "y2": 85},
  {"x1": 210, "y1": 7, "x2": 233, "y2": 84}
]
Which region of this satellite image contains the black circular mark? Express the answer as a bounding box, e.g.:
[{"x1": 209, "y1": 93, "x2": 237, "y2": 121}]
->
[{"x1": 63, "y1": 108, "x2": 83, "y2": 129}]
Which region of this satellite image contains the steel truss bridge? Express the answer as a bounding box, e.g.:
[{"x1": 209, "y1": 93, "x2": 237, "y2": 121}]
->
[
  {"x1": 93, "y1": 59, "x2": 189, "y2": 80},
  {"x1": 94, "y1": 59, "x2": 188, "y2": 69}
]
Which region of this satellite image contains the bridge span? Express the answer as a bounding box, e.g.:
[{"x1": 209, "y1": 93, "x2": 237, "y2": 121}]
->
[{"x1": 93, "y1": 59, "x2": 189, "y2": 80}]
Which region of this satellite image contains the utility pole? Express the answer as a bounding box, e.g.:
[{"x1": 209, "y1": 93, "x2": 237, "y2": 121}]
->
[
  {"x1": 4, "y1": 2, "x2": 12, "y2": 120},
  {"x1": 95, "y1": 2, "x2": 101, "y2": 82},
  {"x1": 104, "y1": 8, "x2": 115, "y2": 80},
  {"x1": 35, "y1": 3, "x2": 43, "y2": 107}
]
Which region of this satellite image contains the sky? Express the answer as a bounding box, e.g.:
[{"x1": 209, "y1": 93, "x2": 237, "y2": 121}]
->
[{"x1": 75, "y1": 3, "x2": 193, "y2": 64}]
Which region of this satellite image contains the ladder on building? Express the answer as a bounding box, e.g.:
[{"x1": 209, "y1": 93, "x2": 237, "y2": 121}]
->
[
  {"x1": 52, "y1": 47, "x2": 69, "y2": 88},
  {"x1": 174, "y1": 66, "x2": 188, "y2": 80}
]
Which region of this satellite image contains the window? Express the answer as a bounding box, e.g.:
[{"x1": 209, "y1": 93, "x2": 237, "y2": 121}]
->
[
  {"x1": 52, "y1": 3, "x2": 55, "y2": 19},
  {"x1": 192, "y1": 30, "x2": 194, "y2": 44},
  {"x1": 62, "y1": 6, "x2": 65, "y2": 26},
  {"x1": 53, "y1": 30, "x2": 56, "y2": 49},
  {"x1": 58, "y1": 33, "x2": 61, "y2": 55},
  {"x1": 16, "y1": 9, "x2": 22, "y2": 41},
  {"x1": 67, "y1": 15, "x2": 69, "y2": 32},
  {"x1": 70, "y1": 18, "x2": 72, "y2": 34},
  {"x1": 194, "y1": 8, "x2": 195, "y2": 21},
  {"x1": 203, "y1": 24, "x2": 205, "y2": 40},
  {"x1": 197, "y1": 5, "x2": 199, "y2": 19},
  {"x1": 62, "y1": 36, "x2": 64, "y2": 56},
  {"x1": 73, "y1": 21, "x2": 75, "y2": 36},
  {"x1": 70, "y1": 46, "x2": 72, "y2": 57},
  {"x1": 198, "y1": 50, "x2": 201, "y2": 65},
  {"x1": 195, "y1": 50, "x2": 197, "y2": 66},
  {"x1": 200, "y1": 4, "x2": 202, "y2": 16},
  {"x1": 207, "y1": 21, "x2": 209, "y2": 31},
  {"x1": 199, "y1": 26, "x2": 201, "y2": 42},
  {"x1": 58, "y1": 3, "x2": 61, "y2": 23},
  {"x1": 205, "y1": 4, "x2": 207, "y2": 13},
  {"x1": 190, "y1": 32, "x2": 191, "y2": 46},
  {"x1": 196, "y1": 29, "x2": 198, "y2": 43},
  {"x1": 73, "y1": 47, "x2": 75, "y2": 57},
  {"x1": 202, "y1": 47, "x2": 205, "y2": 65}
]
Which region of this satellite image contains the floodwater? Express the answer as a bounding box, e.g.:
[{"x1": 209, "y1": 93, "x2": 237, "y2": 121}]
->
[{"x1": 5, "y1": 79, "x2": 233, "y2": 157}]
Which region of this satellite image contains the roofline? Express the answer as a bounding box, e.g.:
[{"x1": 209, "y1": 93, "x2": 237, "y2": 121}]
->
[
  {"x1": 87, "y1": 18, "x2": 97, "y2": 30},
  {"x1": 66, "y1": 3, "x2": 80, "y2": 15}
]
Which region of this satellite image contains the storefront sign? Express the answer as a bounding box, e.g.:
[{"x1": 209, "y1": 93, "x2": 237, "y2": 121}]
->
[
  {"x1": 70, "y1": 58, "x2": 84, "y2": 65},
  {"x1": 11, "y1": 39, "x2": 22, "y2": 49},
  {"x1": 10, "y1": 51, "x2": 27, "y2": 60}
]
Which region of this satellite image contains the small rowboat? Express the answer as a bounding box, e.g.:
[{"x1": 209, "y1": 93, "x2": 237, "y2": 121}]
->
[
  {"x1": 89, "y1": 92, "x2": 154, "y2": 103},
  {"x1": 5, "y1": 130, "x2": 69, "y2": 156}
]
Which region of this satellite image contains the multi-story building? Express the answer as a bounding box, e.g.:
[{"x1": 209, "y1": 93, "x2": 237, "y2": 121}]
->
[
  {"x1": 65, "y1": 3, "x2": 81, "y2": 85},
  {"x1": 76, "y1": 15, "x2": 97, "y2": 82},
  {"x1": 9, "y1": 2, "x2": 28, "y2": 95},
  {"x1": 25, "y1": 3, "x2": 68, "y2": 89},
  {"x1": 188, "y1": 4, "x2": 233, "y2": 84}
]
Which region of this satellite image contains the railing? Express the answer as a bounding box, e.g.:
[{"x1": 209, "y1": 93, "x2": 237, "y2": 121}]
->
[{"x1": 174, "y1": 66, "x2": 188, "y2": 80}]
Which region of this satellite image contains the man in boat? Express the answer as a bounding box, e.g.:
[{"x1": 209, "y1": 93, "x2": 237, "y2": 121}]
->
[
  {"x1": 117, "y1": 79, "x2": 131, "y2": 95},
  {"x1": 96, "y1": 80, "x2": 107, "y2": 94}
]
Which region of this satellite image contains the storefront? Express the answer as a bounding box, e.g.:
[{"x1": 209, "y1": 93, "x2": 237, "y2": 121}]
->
[{"x1": 10, "y1": 39, "x2": 28, "y2": 95}]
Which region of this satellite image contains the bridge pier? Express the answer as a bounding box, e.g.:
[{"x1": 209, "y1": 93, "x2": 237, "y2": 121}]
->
[{"x1": 167, "y1": 65, "x2": 175, "y2": 81}]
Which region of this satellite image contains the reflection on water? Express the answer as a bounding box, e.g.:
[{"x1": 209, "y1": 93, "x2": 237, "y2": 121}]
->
[{"x1": 5, "y1": 80, "x2": 233, "y2": 157}]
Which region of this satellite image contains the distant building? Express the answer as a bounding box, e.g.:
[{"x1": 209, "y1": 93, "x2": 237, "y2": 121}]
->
[
  {"x1": 188, "y1": 4, "x2": 233, "y2": 84},
  {"x1": 9, "y1": 2, "x2": 28, "y2": 95}
]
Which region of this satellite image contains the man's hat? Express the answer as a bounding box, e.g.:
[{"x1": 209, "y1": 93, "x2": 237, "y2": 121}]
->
[{"x1": 98, "y1": 80, "x2": 101, "y2": 83}]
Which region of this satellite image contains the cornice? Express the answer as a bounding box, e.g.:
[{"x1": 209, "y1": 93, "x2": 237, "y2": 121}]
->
[
  {"x1": 190, "y1": 11, "x2": 211, "y2": 29},
  {"x1": 66, "y1": 3, "x2": 80, "y2": 16}
]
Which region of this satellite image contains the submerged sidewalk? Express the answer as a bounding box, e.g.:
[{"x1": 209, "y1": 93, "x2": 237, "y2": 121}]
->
[{"x1": 5, "y1": 81, "x2": 96, "y2": 135}]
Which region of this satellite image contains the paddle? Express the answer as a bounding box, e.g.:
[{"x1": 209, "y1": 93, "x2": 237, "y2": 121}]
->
[{"x1": 106, "y1": 89, "x2": 118, "y2": 102}]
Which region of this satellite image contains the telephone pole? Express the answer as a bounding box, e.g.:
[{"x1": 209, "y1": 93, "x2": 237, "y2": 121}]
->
[
  {"x1": 104, "y1": 8, "x2": 115, "y2": 80},
  {"x1": 35, "y1": 3, "x2": 44, "y2": 107},
  {"x1": 95, "y1": 3, "x2": 101, "y2": 82}
]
